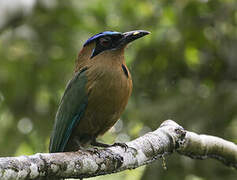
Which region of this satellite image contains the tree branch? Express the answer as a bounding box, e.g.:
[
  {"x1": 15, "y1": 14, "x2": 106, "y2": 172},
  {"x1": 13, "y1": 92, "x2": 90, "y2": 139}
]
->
[{"x1": 0, "y1": 120, "x2": 237, "y2": 179}]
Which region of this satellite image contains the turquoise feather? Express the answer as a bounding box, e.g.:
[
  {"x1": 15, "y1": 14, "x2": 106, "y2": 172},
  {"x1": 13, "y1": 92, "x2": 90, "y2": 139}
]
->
[{"x1": 49, "y1": 68, "x2": 88, "y2": 153}]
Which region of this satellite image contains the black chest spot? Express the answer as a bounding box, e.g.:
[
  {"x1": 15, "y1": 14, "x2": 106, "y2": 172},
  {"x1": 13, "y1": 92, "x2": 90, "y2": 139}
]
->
[{"x1": 121, "y1": 64, "x2": 129, "y2": 78}]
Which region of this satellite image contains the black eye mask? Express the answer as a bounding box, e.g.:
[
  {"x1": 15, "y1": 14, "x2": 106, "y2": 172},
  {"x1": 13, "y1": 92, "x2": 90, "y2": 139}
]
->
[{"x1": 90, "y1": 35, "x2": 123, "y2": 59}]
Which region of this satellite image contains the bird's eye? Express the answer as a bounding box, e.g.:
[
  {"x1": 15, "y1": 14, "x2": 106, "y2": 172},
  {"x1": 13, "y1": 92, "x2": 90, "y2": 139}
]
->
[{"x1": 99, "y1": 37, "x2": 111, "y2": 47}]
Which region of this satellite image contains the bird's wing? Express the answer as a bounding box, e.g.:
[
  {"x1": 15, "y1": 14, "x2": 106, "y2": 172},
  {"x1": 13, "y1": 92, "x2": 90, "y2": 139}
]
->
[{"x1": 49, "y1": 68, "x2": 88, "y2": 153}]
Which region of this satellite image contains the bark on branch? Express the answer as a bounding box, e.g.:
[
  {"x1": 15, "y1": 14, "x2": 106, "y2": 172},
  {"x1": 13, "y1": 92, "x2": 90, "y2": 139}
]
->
[{"x1": 0, "y1": 120, "x2": 237, "y2": 180}]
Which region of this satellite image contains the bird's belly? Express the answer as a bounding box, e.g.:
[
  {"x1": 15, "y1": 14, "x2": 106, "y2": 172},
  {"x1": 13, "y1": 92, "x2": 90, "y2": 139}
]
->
[{"x1": 75, "y1": 68, "x2": 132, "y2": 140}]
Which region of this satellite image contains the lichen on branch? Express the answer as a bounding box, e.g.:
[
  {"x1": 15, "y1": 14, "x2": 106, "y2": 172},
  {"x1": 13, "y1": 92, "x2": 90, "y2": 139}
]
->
[{"x1": 0, "y1": 120, "x2": 236, "y2": 180}]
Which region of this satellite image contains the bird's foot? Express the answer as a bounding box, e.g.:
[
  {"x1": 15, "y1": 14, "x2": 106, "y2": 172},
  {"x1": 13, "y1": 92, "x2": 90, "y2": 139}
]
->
[
  {"x1": 76, "y1": 144, "x2": 100, "y2": 156},
  {"x1": 91, "y1": 140, "x2": 127, "y2": 149},
  {"x1": 91, "y1": 139, "x2": 136, "y2": 153},
  {"x1": 111, "y1": 142, "x2": 128, "y2": 151},
  {"x1": 87, "y1": 147, "x2": 101, "y2": 156},
  {"x1": 111, "y1": 142, "x2": 137, "y2": 154},
  {"x1": 78, "y1": 146, "x2": 101, "y2": 157}
]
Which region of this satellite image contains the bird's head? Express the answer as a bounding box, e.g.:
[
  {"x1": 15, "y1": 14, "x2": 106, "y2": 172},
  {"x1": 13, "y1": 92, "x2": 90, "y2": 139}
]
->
[{"x1": 83, "y1": 30, "x2": 150, "y2": 59}]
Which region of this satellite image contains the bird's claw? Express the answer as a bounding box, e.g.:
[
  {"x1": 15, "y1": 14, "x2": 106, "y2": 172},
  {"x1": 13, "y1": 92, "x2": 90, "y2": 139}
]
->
[
  {"x1": 87, "y1": 147, "x2": 102, "y2": 157},
  {"x1": 112, "y1": 142, "x2": 128, "y2": 151}
]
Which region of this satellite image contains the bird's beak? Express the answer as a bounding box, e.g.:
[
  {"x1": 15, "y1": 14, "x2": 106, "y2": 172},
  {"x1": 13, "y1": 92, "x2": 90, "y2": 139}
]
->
[{"x1": 119, "y1": 30, "x2": 150, "y2": 46}]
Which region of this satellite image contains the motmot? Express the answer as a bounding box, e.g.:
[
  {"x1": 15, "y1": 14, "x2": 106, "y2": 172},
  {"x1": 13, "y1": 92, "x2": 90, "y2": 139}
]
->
[{"x1": 49, "y1": 30, "x2": 150, "y2": 153}]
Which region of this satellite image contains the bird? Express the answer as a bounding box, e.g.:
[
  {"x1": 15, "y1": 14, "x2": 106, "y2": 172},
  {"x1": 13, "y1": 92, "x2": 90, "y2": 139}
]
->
[{"x1": 49, "y1": 30, "x2": 150, "y2": 153}]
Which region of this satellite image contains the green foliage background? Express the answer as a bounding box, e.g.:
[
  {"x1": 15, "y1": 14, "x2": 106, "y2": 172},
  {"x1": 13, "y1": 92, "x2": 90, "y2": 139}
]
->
[{"x1": 0, "y1": 0, "x2": 237, "y2": 179}]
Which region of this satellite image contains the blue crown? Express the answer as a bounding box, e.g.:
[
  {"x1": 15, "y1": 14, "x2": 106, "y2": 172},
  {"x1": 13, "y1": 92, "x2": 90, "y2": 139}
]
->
[{"x1": 83, "y1": 31, "x2": 122, "y2": 47}]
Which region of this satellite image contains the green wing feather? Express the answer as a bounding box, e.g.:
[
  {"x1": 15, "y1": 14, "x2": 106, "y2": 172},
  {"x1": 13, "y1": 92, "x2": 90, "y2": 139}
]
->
[{"x1": 49, "y1": 68, "x2": 88, "y2": 153}]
